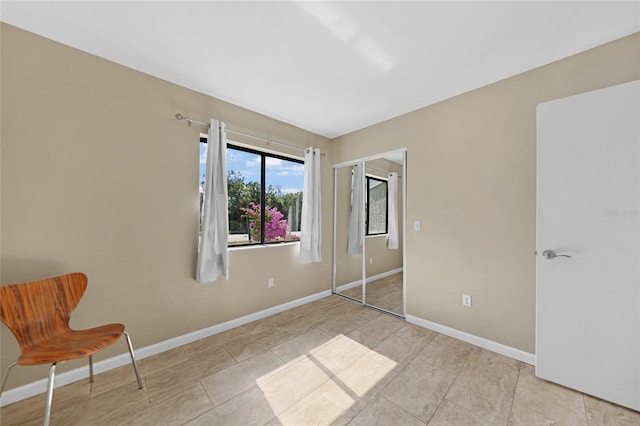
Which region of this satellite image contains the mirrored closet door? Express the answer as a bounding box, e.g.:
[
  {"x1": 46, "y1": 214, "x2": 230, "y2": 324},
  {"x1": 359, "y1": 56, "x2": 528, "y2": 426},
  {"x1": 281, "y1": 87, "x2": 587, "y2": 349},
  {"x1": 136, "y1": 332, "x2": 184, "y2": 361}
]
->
[
  {"x1": 334, "y1": 165, "x2": 364, "y2": 303},
  {"x1": 333, "y1": 150, "x2": 406, "y2": 316}
]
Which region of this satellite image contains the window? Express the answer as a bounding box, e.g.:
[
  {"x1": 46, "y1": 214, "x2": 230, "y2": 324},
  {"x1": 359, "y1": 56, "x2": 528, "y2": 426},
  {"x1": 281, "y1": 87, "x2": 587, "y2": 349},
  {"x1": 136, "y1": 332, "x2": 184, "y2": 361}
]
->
[
  {"x1": 366, "y1": 176, "x2": 388, "y2": 235},
  {"x1": 200, "y1": 139, "x2": 304, "y2": 246}
]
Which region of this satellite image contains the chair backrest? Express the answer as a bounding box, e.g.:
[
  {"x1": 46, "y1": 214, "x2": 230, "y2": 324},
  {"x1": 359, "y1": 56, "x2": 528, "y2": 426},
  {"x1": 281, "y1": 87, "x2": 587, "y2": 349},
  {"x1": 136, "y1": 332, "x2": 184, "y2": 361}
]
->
[{"x1": 0, "y1": 273, "x2": 88, "y2": 349}]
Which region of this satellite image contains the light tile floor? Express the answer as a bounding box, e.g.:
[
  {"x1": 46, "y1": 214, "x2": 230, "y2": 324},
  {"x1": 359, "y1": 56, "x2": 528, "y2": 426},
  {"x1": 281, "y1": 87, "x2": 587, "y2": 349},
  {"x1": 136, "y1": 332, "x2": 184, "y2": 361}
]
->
[{"x1": 2, "y1": 295, "x2": 639, "y2": 425}]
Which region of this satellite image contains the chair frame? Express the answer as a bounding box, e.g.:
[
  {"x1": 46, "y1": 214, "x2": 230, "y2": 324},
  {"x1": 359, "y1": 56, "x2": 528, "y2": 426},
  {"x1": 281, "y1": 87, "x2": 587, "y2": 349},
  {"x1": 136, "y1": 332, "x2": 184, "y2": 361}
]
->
[{"x1": 0, "y1": 273, "x2": 143, "y2": 426}]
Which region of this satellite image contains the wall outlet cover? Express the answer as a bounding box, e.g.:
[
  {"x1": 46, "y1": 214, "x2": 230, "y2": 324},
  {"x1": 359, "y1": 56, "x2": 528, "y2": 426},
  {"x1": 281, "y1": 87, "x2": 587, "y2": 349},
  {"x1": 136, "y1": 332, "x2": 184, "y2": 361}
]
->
[{"x1": 462, "y1": 294, "x2": 472, "y2": 307}]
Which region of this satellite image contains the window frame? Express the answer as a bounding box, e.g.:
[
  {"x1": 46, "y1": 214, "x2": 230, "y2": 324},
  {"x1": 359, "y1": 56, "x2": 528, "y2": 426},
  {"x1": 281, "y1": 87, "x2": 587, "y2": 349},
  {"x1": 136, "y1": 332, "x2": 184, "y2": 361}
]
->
[
  {"x1": 200, "y1": 137, "x2": 304, "y2": 247},
  {"x1": 365, "y1": 175, "x2": 389, "y2": 236}
]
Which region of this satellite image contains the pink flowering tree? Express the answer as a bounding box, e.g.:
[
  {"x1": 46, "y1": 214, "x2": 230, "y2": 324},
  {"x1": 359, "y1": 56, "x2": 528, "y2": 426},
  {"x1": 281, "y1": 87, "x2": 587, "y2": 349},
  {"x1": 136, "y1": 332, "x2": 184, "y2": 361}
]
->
[{"x1": 242, "y1": 202, "x2": 288, "y2": 242}]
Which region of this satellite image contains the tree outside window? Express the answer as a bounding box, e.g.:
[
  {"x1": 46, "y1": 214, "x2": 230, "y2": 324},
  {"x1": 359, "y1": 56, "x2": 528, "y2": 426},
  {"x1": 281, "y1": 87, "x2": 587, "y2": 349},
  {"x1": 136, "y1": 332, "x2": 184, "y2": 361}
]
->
[{"x1": 200, "y1": 141, "x2": 303, "y2": 246}]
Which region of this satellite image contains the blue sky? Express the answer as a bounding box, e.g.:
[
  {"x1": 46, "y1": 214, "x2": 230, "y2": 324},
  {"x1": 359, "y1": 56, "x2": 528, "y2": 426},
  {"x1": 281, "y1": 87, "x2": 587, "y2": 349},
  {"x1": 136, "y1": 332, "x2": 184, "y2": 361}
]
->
[{"x1": 200, "y1": 143, "x2": 304, "y2": 194}]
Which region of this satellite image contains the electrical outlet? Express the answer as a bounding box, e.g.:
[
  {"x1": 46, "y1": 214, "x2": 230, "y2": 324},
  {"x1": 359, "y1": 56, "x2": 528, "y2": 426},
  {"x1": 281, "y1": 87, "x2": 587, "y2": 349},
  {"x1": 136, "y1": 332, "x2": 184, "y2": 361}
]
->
[
  {"x1": 413, "y1": 220, "x2": 421, "y2": 231},
  {"x1": 462, "y1": 294, "x2": 472, "y2": 307},
  {"x1": 268, "y1": 277, "x2": 274, "y2": 288},
  {"x1": 369, "y1": 257, "x2": 373, "y2": 265}
]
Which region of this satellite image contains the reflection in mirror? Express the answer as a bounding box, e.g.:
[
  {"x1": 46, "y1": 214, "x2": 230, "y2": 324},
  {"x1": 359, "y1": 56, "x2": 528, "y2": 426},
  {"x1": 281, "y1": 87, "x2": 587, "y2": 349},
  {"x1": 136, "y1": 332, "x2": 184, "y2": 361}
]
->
[
  {"x1": 366, "y1": 176, "x2": 388, "y2": 235},
  {"x1": 334, "y1": 165, "x2": 363, "y2": 302},
  {"x1": 364, "y1": 157, "x2": 404, "y2": 315}
]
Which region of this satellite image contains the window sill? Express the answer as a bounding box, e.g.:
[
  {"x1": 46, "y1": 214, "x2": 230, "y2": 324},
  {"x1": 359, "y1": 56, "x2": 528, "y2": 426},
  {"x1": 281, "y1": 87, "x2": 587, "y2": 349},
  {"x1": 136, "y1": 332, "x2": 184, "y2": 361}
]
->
[
  {"x1": 228, "y1": 241, "x2": 300, "y2": 252},
  {"x1": 366, "y1": 234, "x2": 388, "y2": 239}
]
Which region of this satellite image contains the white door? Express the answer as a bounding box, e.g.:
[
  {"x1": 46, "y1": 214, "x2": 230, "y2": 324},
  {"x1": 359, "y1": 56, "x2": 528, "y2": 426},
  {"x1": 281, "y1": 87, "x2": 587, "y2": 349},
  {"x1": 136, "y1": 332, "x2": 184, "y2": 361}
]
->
[{"x1": 536, "y1": 80, "x2": 640, "y2": 411}]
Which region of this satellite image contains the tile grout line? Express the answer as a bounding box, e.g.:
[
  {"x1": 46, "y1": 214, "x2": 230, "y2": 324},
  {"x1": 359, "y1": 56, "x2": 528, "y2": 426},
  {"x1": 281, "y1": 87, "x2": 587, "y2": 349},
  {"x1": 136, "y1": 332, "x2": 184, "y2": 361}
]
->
[
  {"x1": 379, "y1": 394, "x2": 429, "y2": 425},
  {"x1": 582, "y1": 393, "x2": 590, "y2": 425},
  {"x1": 425, "y1": 343, "x2": 476, "y2": 425},
  {"x1": 346, "y1": 329, "x2": 438, "y2": 425},
  {"x1": 505, "y1": 361, "x2": 523, "y2": 425},
  {"x1": 373, "y1": 339, "x2": 429, "y2": 421},
  {"x1": 179, "y1": 381, "x2": 215, "y2": 426}
]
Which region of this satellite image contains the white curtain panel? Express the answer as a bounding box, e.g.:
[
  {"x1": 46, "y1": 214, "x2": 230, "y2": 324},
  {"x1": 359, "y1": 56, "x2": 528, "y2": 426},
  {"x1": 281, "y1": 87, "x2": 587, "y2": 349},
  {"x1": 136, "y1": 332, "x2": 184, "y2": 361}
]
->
[
  {"x1": 347, "y1": 162, "x2": 365, "y2": 255},
  {"x1": 196, "y1": 119, "x2": 229, "y2": 282},
  {"x1": 299, "y1": 147, "x2": 322, "y2": 263},
  {"x1": 386, "y1": 172, "x2": 399, "y2": 250}
]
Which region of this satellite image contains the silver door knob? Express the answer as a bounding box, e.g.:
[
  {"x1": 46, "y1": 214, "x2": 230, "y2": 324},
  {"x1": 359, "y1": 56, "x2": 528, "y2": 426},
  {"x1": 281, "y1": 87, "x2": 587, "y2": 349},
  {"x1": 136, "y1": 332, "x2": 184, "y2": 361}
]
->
[{"x1": 542, "y1": 249, "x2": 571, "y2": 259}]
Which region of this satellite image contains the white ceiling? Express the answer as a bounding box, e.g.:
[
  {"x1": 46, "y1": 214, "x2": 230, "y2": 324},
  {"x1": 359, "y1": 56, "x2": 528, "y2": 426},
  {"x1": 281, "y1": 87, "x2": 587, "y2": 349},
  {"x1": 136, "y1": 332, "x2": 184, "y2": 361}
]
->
[{"x1": 2, "y1": 1, "x2": 638, "y2": 138}]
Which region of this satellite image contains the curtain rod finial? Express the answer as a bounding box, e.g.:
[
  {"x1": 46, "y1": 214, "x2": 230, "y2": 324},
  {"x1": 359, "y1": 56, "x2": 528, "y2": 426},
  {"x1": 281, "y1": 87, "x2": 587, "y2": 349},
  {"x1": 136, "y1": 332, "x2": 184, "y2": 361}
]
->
[{"x1": 175, "y1": 113, "x2": 184, "y2": 120}]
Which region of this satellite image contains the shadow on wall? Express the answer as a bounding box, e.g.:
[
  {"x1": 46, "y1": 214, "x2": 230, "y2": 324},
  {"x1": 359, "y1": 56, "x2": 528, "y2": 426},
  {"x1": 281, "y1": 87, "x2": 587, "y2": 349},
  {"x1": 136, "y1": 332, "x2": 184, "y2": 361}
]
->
[{"x1": 1, "y1": 258, "x2": 73, "y2": 284}]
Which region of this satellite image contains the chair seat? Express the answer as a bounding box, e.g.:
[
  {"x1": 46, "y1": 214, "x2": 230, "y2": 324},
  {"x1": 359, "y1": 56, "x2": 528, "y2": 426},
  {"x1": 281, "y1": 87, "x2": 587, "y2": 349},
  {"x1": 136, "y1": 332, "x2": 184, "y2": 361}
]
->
[{"x1": 17, "y1": 323, "x2": 125, "y2": 366}]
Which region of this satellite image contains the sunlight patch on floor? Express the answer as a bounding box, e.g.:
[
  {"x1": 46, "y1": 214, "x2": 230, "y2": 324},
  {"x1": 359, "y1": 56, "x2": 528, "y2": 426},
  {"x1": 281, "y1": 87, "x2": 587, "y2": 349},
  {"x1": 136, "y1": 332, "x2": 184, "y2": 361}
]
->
[{"x1": 256, "y1": 334, "x2": 397, "y2": 424}]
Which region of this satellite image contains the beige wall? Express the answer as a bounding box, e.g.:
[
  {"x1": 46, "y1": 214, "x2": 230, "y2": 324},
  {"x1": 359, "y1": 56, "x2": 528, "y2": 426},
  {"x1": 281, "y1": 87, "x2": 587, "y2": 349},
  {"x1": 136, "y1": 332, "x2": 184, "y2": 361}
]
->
[
  {"x1": 332, "y1": 33, "x2": 640, "y2": 353},
  {"x1": 0, "y1": 24, "x2": 333, "y2": 389}
]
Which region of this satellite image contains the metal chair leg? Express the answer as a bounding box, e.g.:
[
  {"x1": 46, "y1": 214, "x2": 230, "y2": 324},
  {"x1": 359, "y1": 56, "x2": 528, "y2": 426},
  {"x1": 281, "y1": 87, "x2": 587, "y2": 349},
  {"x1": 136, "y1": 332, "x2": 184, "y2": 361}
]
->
[
  {"x1": 3, "y1": 362, "x2": 57, "y2": 426},
  {"x1": 89, "y1": 355, "x2": 94, "y2": 383},
  {"x1": 44, "y1": 363, "x2": 57, "y2": 426},
  {"x1": 0, "y1": 361, "x2": 18, "y2": 397},
  {"x1": 123, "y1": 331, "x2": 143, "y2": 389}
]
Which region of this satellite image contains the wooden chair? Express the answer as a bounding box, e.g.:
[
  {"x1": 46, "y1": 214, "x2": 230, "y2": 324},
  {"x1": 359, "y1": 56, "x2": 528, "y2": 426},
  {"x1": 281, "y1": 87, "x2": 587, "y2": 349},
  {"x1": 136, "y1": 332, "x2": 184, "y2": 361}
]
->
[{"x1": 0, "y1": 272, "x2": 143, "y2": 426}]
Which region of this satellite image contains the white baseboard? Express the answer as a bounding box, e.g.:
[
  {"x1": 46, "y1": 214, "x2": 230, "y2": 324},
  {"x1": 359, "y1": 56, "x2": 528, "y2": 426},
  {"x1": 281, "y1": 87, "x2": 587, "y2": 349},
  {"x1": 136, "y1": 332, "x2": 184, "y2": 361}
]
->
[
  {"x1": 335, "y1": 279, "x2": 362, "y2": 293},
  {"x1": 368, "y1": 267, "x2": 404, "y2": 283},
  {"x1": 405, "y1": 314, "x2": 536, "y2": 366},
  {"x1": 0, "y1": 289, "x2": 332, "y2": 407},
  {"x1": 335, "y1": 267, "x2": 403, "y2": 293}
]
